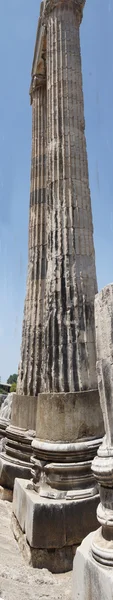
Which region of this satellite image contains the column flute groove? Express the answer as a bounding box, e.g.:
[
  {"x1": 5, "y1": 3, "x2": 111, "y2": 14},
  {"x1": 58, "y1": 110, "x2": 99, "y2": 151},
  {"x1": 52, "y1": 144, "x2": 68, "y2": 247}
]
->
[
  {"x1": 17, "y1": 83, "x2": 46, "y2": 396},
  {"x1": 42, "y1": 1, "x2": 97, "y2": 393}
]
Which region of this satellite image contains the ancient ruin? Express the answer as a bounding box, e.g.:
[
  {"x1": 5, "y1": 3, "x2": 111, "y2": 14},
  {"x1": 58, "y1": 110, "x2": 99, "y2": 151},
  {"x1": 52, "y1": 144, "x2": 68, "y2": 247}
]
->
[
  {"x1": 0, "y1": 394, "x2": 37, "y2": 491},
  {"x1": 0, "y1": 394, "x2": 8, "y2": 443},
  {"x1": 73, "y1": 284, "x2": 113, "y2": 600},
  {"x1": 18, "y1": 0, "x2": 97, "y2": 400},
  {"x1": 9, "y1": 0, "x2": 104, "y2": 573}
]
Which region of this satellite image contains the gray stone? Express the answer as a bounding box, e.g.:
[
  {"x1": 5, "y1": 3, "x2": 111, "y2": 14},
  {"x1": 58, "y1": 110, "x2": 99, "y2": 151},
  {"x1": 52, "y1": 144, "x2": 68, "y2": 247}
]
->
[
  {"x1": 0, "y1": 394, "x2": 37, "y2": 491},
  {"x1": 12, "y1": 478, "x2": 99, "y2": 572},
  {"x1": 11, "y1": 394, "x2": 37, "y2": 430},
  {"x1": 11, "y1": 0, "x2": 103, "y2": 574},
  {"x1": 35, "y1": 390, "x2": 104, "y2": 443},
  {"x1": 12, "y1": 512, "x2": 76, "y2": 572},
  {"x1": 72, "y1": 531, "x2": 113, "y2": 600},
  {"x1": 73, "y1": 284, "x2": 113, "y2": 597},
  {"x1": 0, "y1": 392, "x2": 14, "y2": 420},
  {"x1": 0, "y1": 456, "x2": 32, "y2": 490},
  {"x1": 0, "y1": 394, "x2": 7, "y2": 410},
  {"x1": 91, "y1": 284, "x2": 113, "y2": 565},
  {"x1": 12, "y1": 0, "x2": 104, "y2": 571},
  {"x1": 17, "y1": 0, "x2": 98, "y2": 399},
  {"x1": 31, "y1": 389, "x2": 103, "y2": 502},
  {"x1": 0, "y1": 498, "x2": 72, "y2": 600}
]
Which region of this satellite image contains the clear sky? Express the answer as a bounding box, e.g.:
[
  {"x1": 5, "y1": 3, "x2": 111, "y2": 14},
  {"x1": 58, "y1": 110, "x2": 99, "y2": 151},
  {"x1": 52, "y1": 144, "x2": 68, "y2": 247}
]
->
[{"x1": 0, "y1": 0, "x2": 113, "y2": 382}]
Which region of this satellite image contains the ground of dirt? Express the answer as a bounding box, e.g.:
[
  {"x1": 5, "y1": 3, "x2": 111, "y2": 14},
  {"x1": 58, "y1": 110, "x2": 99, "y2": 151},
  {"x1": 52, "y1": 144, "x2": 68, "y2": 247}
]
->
[{"x1": 0, "y1": 499, "x2": 72, "y2": 600}]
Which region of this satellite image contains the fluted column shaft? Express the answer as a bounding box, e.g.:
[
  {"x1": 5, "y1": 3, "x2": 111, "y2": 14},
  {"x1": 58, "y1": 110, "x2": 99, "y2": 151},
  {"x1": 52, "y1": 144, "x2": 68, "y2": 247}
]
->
[
  {"x1": 41, "y1": 3, "x2": 97, "y2": 393},
  {"x1": 17, "y1": 84, "x2": 46, "y2": 396}
]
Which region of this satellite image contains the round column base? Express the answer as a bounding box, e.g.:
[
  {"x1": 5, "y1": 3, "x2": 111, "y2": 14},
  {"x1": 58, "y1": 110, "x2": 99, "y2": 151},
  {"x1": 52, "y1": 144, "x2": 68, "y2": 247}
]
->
[
  {"x1": 0, "y1": 425, "x2": 35, "y2": 490},
  {"x1": 92, "y1": 527, "x2": 113, "y2": 566},
  {"x1": 31, "y1": 438, "x2": 101, "y2": 499}
]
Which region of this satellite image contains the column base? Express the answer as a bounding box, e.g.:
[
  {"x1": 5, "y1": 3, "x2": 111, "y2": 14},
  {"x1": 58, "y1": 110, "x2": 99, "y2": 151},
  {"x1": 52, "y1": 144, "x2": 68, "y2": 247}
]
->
[
  {"x1": 32, "y1": 390, "x2": 104, "y2": 499},
  {"x1": 73, "y1": 530, "x2": 113, "y2": 600},
  {"x1": 10, "y1": 393, "x2": 37, "y2": 431},
  {"x1": 92, "y1": 526, "x2": 113, "y2": 566},
  {"x1": 0, "y1": 424, "x2": 35, "y2": 490},
  {"x1": 0, "y1": 454, "x2": 32, "y2": 490},
  {"x1": 12, "y1": 478, "x2": 99, "y2": 573},
  {"x1": 31, "y1": 438, "x2": 100, "y2": 499},
  {"x1": 0, "y1": 392, "x2": 37, "y2": 491},
  {"x1": 0, "y1": 418, "x2": 9, "y2": 439}
]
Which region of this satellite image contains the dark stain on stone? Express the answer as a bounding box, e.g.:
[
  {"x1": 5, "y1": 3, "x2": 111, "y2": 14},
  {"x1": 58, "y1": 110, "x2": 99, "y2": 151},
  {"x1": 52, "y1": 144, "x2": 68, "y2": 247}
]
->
[
  {"x1": 36, "y1": 329, "x2": 42, "y2": 395},
  {"x1": 70, "y1": 286, "x2": 79, "y2": 391},
  {"x1": 54, "y1": 290, "x2": 59, "y2": 392},
  {"x1": 30, "y1": 188, "x2": 46, "y2": 207},
  {"x1": 85, "y1": 300, "x2": 93, "y2": 326},
  {"x1": 48, "y1": 312, "x2": 53, "y2": 391},
  {"x1": 61, "y1": 253, "x2": 69, "y2": 392},
  {"x1": 55, "y1": 209, "x2": 58, "y2": 252}
]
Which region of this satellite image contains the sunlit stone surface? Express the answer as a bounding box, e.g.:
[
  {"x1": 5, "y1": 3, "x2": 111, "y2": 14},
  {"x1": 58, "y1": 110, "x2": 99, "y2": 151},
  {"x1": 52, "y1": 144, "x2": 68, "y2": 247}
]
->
[
  {"x1": 12, "y1": 0, "x2": 104, "y2": 572},
  {"x1": 73, "y1": 284, "x2": 113, "y2": 600}
]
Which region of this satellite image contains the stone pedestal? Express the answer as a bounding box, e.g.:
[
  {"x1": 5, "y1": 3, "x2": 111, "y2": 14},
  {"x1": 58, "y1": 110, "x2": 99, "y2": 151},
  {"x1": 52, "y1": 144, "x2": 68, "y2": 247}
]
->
[
  {"x1": 91, "y1": 284, "x2": 113, "y2": 566},
  {"x1": 72, "y1": 531, "x2": 113, "y2": 600},
  {"x1": 73, "y1": 284, "x2": 113, "y2": 598},
  {"x1": 0, "y1": 394, "x2": 37, "y2": 490},
  {"x1": 31, "y1": 390, "x2": 103, "y2": 500},
  {"x1": 12, "y1": 390, "x2": 104, "y2": 571},
  {"x1": 12, "y1": 479, "x2": 99, "y2": 573}
]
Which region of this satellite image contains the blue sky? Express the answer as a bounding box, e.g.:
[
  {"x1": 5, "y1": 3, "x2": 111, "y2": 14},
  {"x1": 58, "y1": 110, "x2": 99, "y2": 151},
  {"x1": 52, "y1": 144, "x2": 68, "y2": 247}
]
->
[{"x1": 0, "y1": 0, "x2": 113, "y2": 382}]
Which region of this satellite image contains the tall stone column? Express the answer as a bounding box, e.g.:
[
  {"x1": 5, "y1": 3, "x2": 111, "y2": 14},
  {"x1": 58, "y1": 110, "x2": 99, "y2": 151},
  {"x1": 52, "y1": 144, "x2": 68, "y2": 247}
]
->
[
  {"x1": 12, "y1": 0, "x2": 104, "y2": 573},
  {"x1": 31, "y1": 0, "x2": 102, "y2": 500},
  {"x1": 0, "y1": 67, "x2": 47, "y2": 489},
  {"x1": 17, "y1": 78, "x2": 46, "y2": 397},
  {"x1": 41, "y1": 0, "x2": 97, "y2": 393}
]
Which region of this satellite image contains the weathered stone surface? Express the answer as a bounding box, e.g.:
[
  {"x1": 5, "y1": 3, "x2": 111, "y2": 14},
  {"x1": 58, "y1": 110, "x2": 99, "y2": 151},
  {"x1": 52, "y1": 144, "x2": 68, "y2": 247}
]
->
[
  {"x1": 94, "y1": 284, "x2": 113, "y2": 443},
  {"x1": 35, "y1": 390, "x2": 104, "y2": 442},
  {"x1": 17, "y1": 79, "x2": 47, "y2": 397},
  {"x1": 12, "y1": 512, "x2": 76, "y2": 572},
  {"x1": 13, "y1": 478, "x2": 99, "y2": 572},
  {"x1": 73, "y1": 284, "x2": 113, "y2": 598},
  {"x1": 0, "y1": 419, "x2": 8, "y2": 441},
  {"x1": 11, "y1": 394, "x2": 37, "y2": 430},
  {"x1": 91, "y1": 284, "x2": 113, "y2": 565},
  {"x1": 0, "y1": 392, "x2": 14, "y2": 420},
  {"x1": 0, "y1": 422, "x2": 36, "y2": 491},
  {"x1": 17, "y1": 0, "x2": 97, "y2": 397},
  {"x1": 0, "y1": 456, "x2": 32, "y2": 490},
  {"x1": 0, "y1": 394, "x2": 7, "y2": 410},
  {"x1": 0, "y1": 394, "x2": 37, "y2": 491},
  {"x1": 0, "y1": 499, "x2": 72, "y2": 600},
  {"x1": 72, "y1": 531, "x2": 113, "y2": 600},
  {"x1": 12, "y1": 0, "x2": 103, "y2": 574},
  {"x1": 41, "y1": 0, "x2": 98, "y2": 394},
  {"x1": 31, "y1": 389, "x2": 103, "y2": 500}
]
